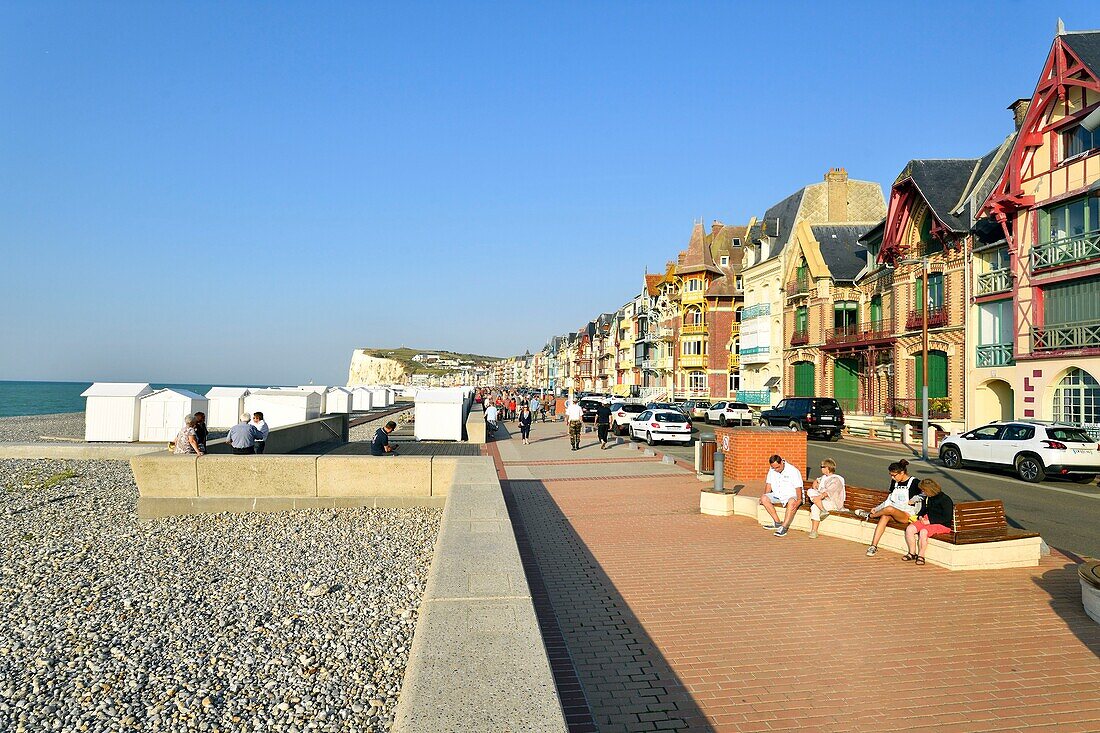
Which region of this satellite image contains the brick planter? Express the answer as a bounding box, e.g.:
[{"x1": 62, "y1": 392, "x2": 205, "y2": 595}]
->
[{"x1": 712, "y1": 427, "x2": 807, "y2": 487}]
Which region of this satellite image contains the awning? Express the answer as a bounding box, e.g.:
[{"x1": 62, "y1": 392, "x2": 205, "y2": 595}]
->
[{"x1": 764, "y1": 376, "x2": 781, "y2": 389}]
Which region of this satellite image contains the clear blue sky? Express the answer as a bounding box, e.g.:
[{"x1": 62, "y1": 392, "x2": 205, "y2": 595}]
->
[{"x1": 1, "y1": 1, "x2": 1097, "y2": 385}]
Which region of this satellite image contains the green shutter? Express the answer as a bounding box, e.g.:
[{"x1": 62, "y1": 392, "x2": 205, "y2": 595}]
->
[
  {"x1": 914, "y1": 350, "x2": 948, "y2": 399},
  {"x1": 793, "y1": 361, "x2": 815, "y2": 397},
  {"x1": 833, "y1": 358, "x2": 859, "y2": 411},
  {"x1": 914, "y1": 278, "x2": 923, "y2": 312},
  {"x1": 870, "y1": 295, "x2": 882, "y2": 324},
  {"x1": 1045, "y1": 276, "x2": 1100, "y2": 325},
  {"x1": 796, "y1": 306, "x2": 808, "y2": 332}
]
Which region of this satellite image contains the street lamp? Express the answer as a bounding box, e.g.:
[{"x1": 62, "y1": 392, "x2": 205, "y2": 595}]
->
[{"x1": 898, "y1": 256, "x2": 932, "y2": 461}]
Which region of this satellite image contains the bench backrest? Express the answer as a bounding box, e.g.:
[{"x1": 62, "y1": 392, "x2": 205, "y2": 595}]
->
[
  {"x1": 953, "y1": 500, "x2": 1007, "y2": 532},
  {"x1": 843, "y1": 486, "x2": 887, "y2": 513}
]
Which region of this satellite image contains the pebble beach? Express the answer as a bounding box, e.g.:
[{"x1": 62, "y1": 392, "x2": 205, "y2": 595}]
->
[
  {"x1": 0, "y1": 412, "x2": 86, "y2": 443},
  {"x1": 0, "y1": 458, "x2": 441, "y2": 732}
]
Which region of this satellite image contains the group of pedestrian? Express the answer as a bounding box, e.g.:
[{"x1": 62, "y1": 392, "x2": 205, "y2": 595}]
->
[
  {"x1": 480, "y1": 388, "x2": 557, "y2": 444},
  {"x1": 171, "y1": 412, "x2": 269, "y2": 455},
  {"x1": 758, "y1": 455, "x2": 954, "y2": 565}
]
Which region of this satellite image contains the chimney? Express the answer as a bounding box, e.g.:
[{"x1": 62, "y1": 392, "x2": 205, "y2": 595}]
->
[
  {"x1": 824, "y1": 167, "x2": 849, "y2": 222},
  {"x1": 711, "y1": 219, "x2": 725, "y2": 235},
  {"x1": 1009, "y1": 98, "x2": 1030, "y2": 131}
]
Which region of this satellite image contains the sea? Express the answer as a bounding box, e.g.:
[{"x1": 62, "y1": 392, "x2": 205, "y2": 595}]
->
[{"x1": 0, "y1": 381, "x2": 225, "y2": 418}]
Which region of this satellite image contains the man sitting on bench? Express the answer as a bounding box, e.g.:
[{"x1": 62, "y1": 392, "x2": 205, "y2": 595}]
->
[{"x1": 760, "y1": 454, "x2": 803, "y2": 537}]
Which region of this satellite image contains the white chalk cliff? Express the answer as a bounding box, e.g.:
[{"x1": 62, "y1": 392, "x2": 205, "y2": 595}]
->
[{"x1": 347, "y1": 350, "x2": 407, "y2": 386}]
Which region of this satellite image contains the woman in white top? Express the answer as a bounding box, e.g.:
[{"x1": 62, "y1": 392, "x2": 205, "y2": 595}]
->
[
  {"x1": 807, "y1": 457, "x2": 845, "y2": 539},
  {"x1": 857, "y1": 459, "x2": 920, "y2": 556}
]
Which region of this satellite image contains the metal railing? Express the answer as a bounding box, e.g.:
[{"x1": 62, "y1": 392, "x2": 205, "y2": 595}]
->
[
  {"x1": 825, "y1": 318, "x2": 895, "y2": 346},
  {"x1": 976, "y1": 343, "x2": 1014, "y2": 367},
  {"x1": 1031, "y1": 230, "x2": 1100, "y2": 271},
  {"x1": 679, "y1": 354, "x2": 707, "y2": 368},
  {"x1": 906, "y1": 306, "x2": 948, "y2": 331},
  {"x1": 736, "y1": 390, "x2": 772, "y2": 405},
  {"x1": 739, "y1": 346, "x2": 770, "y2": 364},
  {"x1": 681, "y1": 323, "x2": 708, "y2": 335},
  {"x1": 785, "y1": 277, "x2": 810, "y2": 297},
  {"x1": 976, "y1": 268, "x2": 1011, "y2": 296},
  {"x1": 790, "y1": 329, "x2": 809, "y2": 346},
  {"x1": 885, "y1": 397, "x2": 952, "y2": 419},
  {"x1": 728, "y1": 353, "x2": 740, "y2": 370},
  {"x1": 1033, "y1": 319, "x2": 1100, "y2": 352},
  {"x1": 742, "y1": 303, "x2": 771, "y2": 319}
]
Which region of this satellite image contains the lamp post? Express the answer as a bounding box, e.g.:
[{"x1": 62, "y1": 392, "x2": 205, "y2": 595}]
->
[{"x1": 899, "y1": 256, "x2": 932, "y2": 461}]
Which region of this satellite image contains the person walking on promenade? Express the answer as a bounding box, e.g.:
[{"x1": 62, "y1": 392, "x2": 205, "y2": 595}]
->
[
  {"x1": 544, "y1": 394, "x2": 556, "y2": 422},
  {"x1": 529, "y1": 395, "x2": 541, "y2": 422},
  {"x1": 371, "y1": 421, "x2": 399, "y2": 456},
  {"x1": 760, "y1": 454, "x2": 804, "y2": 537},
  {"x1": 509, "y1": 396, "x2": 517, "y2": 421},
  {"x1": 518, "y1": 405, "x2": 533, "y2": 445},
  {"x1": 565, "y1": 398, "x2": 584, "y2": 451},
  {"x1": 173, "y1": 414, "x2": 204, "y2": 455},
  {"x1": 807, "y1": 457, "x2": 845, "y2": 539},
  {"x1": 595, "y1": 401, "x2": 612, "y2": 449},
  {"x1": 251, "y1": 411, "x2": 270, "y2": 454},
  {"x1": 856, "y1": 459, "x2": 921, "y2": 557},
  {"x1": 903, "y1": 479, "x2": 954, "y2": 566},
  {"x1": 227, "y1": 413, "x2": 261, "y2": 455},
  {"x1": 193, "y1": 411, "x2": 209, "y2": 453}
]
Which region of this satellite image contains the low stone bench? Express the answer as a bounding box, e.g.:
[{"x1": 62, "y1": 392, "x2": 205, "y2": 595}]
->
[
  {"x1": 1081, "y1": 561, "x2": 1100, "y2": 625},
  {"x1": 701, "y1": 482, "x2": 1043, "y2": 571}
]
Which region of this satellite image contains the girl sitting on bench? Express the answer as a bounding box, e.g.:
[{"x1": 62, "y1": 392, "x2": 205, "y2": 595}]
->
[
  {"x1": 903, "y1": 479, "x2": 954, "y2": 566},
  {"x1": 857, "y1": 459, "x2": 921, "y2": 557}
]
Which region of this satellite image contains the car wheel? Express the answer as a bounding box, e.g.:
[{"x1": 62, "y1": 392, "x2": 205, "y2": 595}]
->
[
  {"x1": 940, "y1": 445, "x2": 962, "y2": 469},
  {"x1": 1015, "y1": 454, "x2": 1046, "y2": 483},
  {"x1": 788, "y1": 421, "x2": 802, "y2": 432},
  {"x1": 703, "y1": 415, "x2": 710, "y2": 424},
  {"x1": 828, "y1": 431, "x2": 841, "y2": 442},
  {"x1": 629, "y1": 427, "x2": 637, "y2": 441},
  {"x1": 646, "y1": 431, "x2": 655, "y2": 446}
]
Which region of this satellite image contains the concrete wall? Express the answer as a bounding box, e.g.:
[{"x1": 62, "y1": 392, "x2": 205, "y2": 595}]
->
[
  {"x1": 132, "y1": 453, "x2": 491, "y2": 518},
  {"x1": 206, "y1": 414, "x2": 348, "y2": 455}
]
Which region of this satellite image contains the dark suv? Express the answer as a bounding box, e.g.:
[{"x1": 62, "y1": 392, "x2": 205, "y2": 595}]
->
[
  {"x1": 760, "y1": 398, "x2": 844, "y2": 440},
  {"x1": 579, "y1": 398, "x2": 604, "y2": 423}
]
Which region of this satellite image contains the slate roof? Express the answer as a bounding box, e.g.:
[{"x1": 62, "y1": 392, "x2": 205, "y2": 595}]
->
[
  {"x1": 811, "y1": 224, "x2": 874, "y2": 281},
  {"x1": 752, "y1": 189, "x2": 806, "y2": 262},
  {"x1": 674, "y1": 221, "x2": 722, "y2": 275},
  {"x1": 1063, "y1": 30, "x2": 1100, "y2": 73}
]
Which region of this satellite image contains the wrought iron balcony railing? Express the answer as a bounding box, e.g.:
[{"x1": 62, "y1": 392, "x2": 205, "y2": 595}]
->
[
  {"x1": 790, "y1": 329, "x2": 809, "y2": 346},
  {"x1": 1031, "y1": 230, "x2": 1100, "y2": 272},
  {"x1": 785, "y1": 277, "x2": 811, "y2": 297},
  {"x1": 825, "y1": 318, "x2": 895, "y2": 347},
  {"x1": 742, "y1": 303, "x2": 771, "y2": 320},
  {"x1": 736, "y1": 390, "x2": 771, "y2": 405},
  {"x1": 976, "y1": 268, "x2": 1011, "y2": 296},
  {"x1": 906, "y1": 306, "x2": 948, "y2": 331},
  {"x1": 885, "y1": 397, "x2": 953, "y2": 420},
  {"x1": 739, "y1": 346, "x2": 770, "y2": 364},
  {"x1": 1033, "y1": 319, "x2": 1100, "y2": 352},
  {"x1": 976, "y1": 343, "x2": 1014, "y2": 367}
]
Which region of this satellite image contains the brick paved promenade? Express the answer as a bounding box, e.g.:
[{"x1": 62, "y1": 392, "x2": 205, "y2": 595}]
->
[{"x1": 486, "y1": 417, "x2": 1100, "y2": 732}]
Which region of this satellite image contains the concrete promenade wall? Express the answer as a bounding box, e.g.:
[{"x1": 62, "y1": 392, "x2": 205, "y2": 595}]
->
[
  {"x1": 465, "y1": 403, "x2": 487, "y2": 444},
  {"x1": 205, "y1": 414, "x2": 349, "y2": 455},
  {"x1": 0, "y1": 443, "x2": 161, "y2": 460}
]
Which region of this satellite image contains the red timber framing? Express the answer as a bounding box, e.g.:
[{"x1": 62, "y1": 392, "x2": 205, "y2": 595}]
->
[
  {"x1": 982, "y1": 35, "x2": 1100, "y2": 249},
  {"x1": 877, "y1": 181, "x2": 956, "y2": 265}
]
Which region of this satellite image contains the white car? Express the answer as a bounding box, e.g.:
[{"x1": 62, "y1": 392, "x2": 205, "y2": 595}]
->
[
  {"x1": 629, "y1": 409, "x2": 693, "y2": 445},
  {"x1": 610, "y1": 402, "x2": 647, "y2": 435},
  {"x1": 704, "y1": 401, "x2": 754, "y2": 426},
  {"x1": 939, "y1": 421, "x2": 1100, "y2": 483}
]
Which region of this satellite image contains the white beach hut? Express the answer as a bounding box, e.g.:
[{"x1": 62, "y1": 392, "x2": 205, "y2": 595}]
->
[
  {"x1": 370, "y1": 387, "x2": 388, "y2": 408},
  {"x1": 352, "y1": 387, "x2": 374, "y2": 411},
  {"x1": 414, "y1": 388, "x2": 465, "y2": 441},
  {"x1": 205, "y1": 387, "x2": 251, "y2": 428},
  {"x1": 139, "y1": 388, "x2": 209, "y2": 443},
  {"x1": 244, "y1": 389, "x2": 322, "y2": 429},
  {"x1": 81, "y1": 382, "x2": 154, "y2": 442},
  {"x1": 296, "y1": 385, "x2": 329, "y2": 415},
  {"x1": 325, "y1": 387, "x2": 354, "y2": 414},
  {"x1": 384, "y1": 388, "x2": 396, "y2": 406}
]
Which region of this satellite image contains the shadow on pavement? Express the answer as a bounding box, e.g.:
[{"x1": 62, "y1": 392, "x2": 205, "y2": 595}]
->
[
  {"x1": 1031, "y1": 562, "x2": 1100, "y2": 661},
  {"x1": 500, "y1": 476, "x2": 715, "y2": 732}
]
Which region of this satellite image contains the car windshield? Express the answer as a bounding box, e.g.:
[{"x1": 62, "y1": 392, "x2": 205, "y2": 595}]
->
[
  {"x1": 730, "y1": 403, "x2": 749, "y2": 410},
  {"x1": 621, "y1": 404, "x2": 645, "y2": 413},
  {"x1": 655, "y1": 412, "x2": 687, "y2": 422},
  {"x1": 1046, "y1": 427, "x2": 1094, "y2": 443}
]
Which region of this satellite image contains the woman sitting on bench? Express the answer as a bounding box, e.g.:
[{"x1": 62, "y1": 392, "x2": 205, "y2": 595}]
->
[
  {"x1": 903, "y1": 479, "x2": 954, "y2": 566},
  {"x1": 807, "y1": 457, "x2": 845, "y2": 539},
  {"x1": 856, "y1": 459, "x2": 920, "y2": 557}
]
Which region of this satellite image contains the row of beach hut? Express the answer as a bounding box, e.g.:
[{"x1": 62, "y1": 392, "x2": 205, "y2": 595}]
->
[{"x1": 80, "y1": 383, "x2": 398, "y2": 443}]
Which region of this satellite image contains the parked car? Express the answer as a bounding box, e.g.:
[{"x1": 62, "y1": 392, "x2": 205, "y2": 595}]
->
[
  {"x1": 629, "y1": 409, "x2": 693, "y2": 445},
  {"x1": 578, "y1": 398, "x2": 604, "y2": 423},
  {"x1": 646, "y1": 402, "x2": 687, "y2": 414},
  {"x1": 681, "y1": 399, "x2": 711, "y2": 419},
  {"x1": 759, "y1": 397, "x2": 844, "y2": 440},
  {"x1": 610, "y1": 402, "x2": 647, "y2": 435},
  {"x1": 704, "y1": 401, "x2": 754, "y2": 426},
  {"x1": 939, "y1": 421, "x2": 1100, "y2": 483}
]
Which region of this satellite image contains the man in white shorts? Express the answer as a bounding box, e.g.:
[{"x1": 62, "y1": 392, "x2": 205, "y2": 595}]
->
[{"x1": 760, "y1": 454, "x2": 804, "y2": 537}]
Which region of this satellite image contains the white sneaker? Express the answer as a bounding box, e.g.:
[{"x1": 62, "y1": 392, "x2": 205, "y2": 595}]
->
[
  {"x1": 819, "y1": 510, "x2": 830, "y2": 520},
  {"x1": 808, "y1": 530, "x2": 818, "y2": 539},
  {"x1": 865, "y1": 545, "x2": 878, "y2": 557},
  {"x1": 855, "y1": 510, "x2": 871, "y2": 520}
]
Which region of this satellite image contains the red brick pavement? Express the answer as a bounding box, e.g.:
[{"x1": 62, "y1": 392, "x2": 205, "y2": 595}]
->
[{"x1": 492, "y1": 445, "x2": 1100, "y2": 732}]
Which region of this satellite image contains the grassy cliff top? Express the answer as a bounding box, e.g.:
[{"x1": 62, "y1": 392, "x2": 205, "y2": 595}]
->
[{"x1": 358, "y1": 347, "x2": 502, "y2": 376}]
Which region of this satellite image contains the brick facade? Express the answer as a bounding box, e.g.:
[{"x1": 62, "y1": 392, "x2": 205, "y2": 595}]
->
[{"x1": 712, "y1": 426, "x2": 807, "y2": 487}]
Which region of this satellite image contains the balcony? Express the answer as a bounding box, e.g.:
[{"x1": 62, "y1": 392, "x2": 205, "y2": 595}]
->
[
  {"x1": 790, "y1": 329, "x2": 809, "y2": 346},
  {"x1": 656, "y1": 326, "x2": 674, "y2": 341},
  {"x1": 825, "y1": 318, "x2": 895, "y2": 348},
  {"x1": 884, "y1": 397, "x2": 953, "y2": 420},
  {"x1": 728, "y1": 353, "x2": 740, "y2": 370},
  {"x1": 1033, "y1": 319, "x2": 1100, "y2": 353},
  {"x1": 740, "y1": 346, "x2": 770, "y2": 365},
  {"x1": 679, "y1": 354, "x2": 707, "y2": 369},
  {"x1": 736, "y1": 390, "x2": 772, "y2": 405},
  {"x1": 1031, "y1": 230, "x2": 1100, "y2": 272},
  {"x1": 681, "y1": 287, "x2": 706, "y2": 304},
  {"x1": 742, "y1": 303, "x2": 771, "y2": 320},
  {"x1": 906, "y1": 306, "x2": 948, "y2": 331},
  {"x1": 785, "y1": 277, "x2": 811, "y2": 298},
  {"x1": 867, "y1": 269, "x2": 894, "y2": 293},
  {"x1": 976, "y1": 268, "x2": 1011, "y2": 296},
  {"x1": 681, "y1": 323, "x2": 708, "y2": 336},
  {"x1": 976, "y1": 343, "x2": 1014, "y2": 367}
]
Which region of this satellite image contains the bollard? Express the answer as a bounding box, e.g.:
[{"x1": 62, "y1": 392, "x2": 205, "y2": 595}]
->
[{"x1": 714, "y1": 451, "x2": 725, "y2": 493}]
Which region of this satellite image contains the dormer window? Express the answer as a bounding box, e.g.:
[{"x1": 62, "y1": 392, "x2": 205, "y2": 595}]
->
[
  {"x1": 732, "y1": 238, "x2": 742, "y2": 247},
  {"x1": 1063, "y1": 123, "x2": 1100, "y2": 160},
  {"x1": 685, "y1": 278, "x2": 703, "y2": 292},
  {"x1": 719, "y1": 255, "x2": 729, "y2": 266}
]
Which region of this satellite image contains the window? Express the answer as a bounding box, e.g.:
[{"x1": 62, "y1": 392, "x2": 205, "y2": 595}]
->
[
  {"x1": 979, "y1": 301, "x2": 1013, "y2": 345},
  {"x1": 1063, "y1": 123, "x2": 1100, "y2": 159},
  {"x1": 1046, "y1": 426, "x2": 1093, "y2": 442},
  {"x1": 795, "y1": 306, "x2": 808, "y2": 332},
  {"x1": 914, "y1": 350, "x2": 948, "y2": 399},
  {"x1": 920, "y1": 212, "x2": 943, "y2": 255},
  {"x1": 870, "y1": 294, "x2": 883, "y2": 324},
  {"x1": 735, "y1": 306, "x2": 744, "y2": 323},
  {"x1": 685, "y1": 308, "x2": 704, "y2": 326},
  {"x1": 914, "y1": 272, "x2": 944, "y2": 310},
  {"x1": 1001, "y1": 425, "x2": 1035, "y2": 441},
  {"x1": 967, "y1": 426, "x2": 1004, "y2": 440},
  {"x1": 688, "y1": 373, "x2": 707, "y2": 392},
  {"x1": 732, "y1": 238, "x2": 742, "y2": 247},
  {"x1": 685, "y1": 278, "x2": 703, "y2": 292},
  {"x1": 1040, "y1": 196, "x2": 1100, "y2": 243},
  {"x1": 1053, "y1": 368, "x2": 1100, "y2": 427},
  {"x1": 720, "y1": 256, "x2": 729, "y2": 266},
  {"x1": 728, "y1": 373, "x2": 740, "y2": 392},
  {"x1": 1043, "y1": 276, "x2": 1100, "y2": 325},
  {"x1": 735, "y1": 275, "x2": 743, "y2": 290},
  {"x1": 681, "y1": 340, "x2": 706, "y2": 356},
  {"x1": 833, "y1": 301, "x2": 858, "y2": 329}
]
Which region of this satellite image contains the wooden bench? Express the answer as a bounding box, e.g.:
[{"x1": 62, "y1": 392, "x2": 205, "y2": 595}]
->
[{"x1": 793, "y1": 483, "x2": 1039, "y2": 545}]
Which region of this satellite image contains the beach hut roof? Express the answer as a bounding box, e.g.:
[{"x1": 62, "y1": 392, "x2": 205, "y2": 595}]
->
[
  {"x1": 206, "y1": 386, "x2": 250, "y2": 398},
  {"x1": 143, "y1": 387, "x2": 205, "y2": 400},
  {"x1": 81, "y1": 382, "x2": 152, "y2": 397}
]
